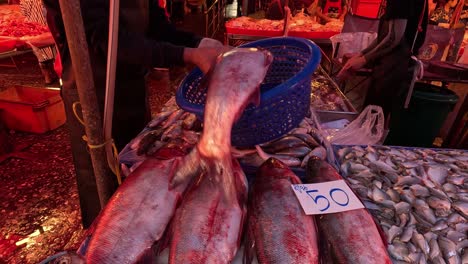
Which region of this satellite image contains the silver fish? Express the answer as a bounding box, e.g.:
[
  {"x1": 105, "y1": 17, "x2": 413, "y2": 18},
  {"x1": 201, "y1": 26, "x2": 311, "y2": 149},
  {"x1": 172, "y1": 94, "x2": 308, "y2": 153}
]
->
[
  {"x1": 410, "y1": 184, "x2": 430, "y2": 197},
  {"x1": 447, "y1": 230, "x2": 466, "y2": 243},
  {"x1": 388, "y1": 242, "x2": 411, "y2": 262},
  {"x1": 452, "y1": 202, "x2": 468, "y2": 218},
  {"x1": 455, "y1": 223, "x2": 468, "y2": 233},
  {"x1": 412, "y1": 231, "x2": 430, "y2": 254},
  {"x1": 371, "y1": 186, "x2": 392, "y2": 203},
  {"x1": 424, "y1": 231, "x2": 438, "y2": 242},
  {"x1": 301, "y1": 146, "x2": 327, "y2": 167},
  {"x1": 447, "y1": 213, "x2": 465, "y2": 225},
  {"x1": 413, "y1": 199, "x2": 437, "y2": 225},
  {"x1": 438, "y1": 236, "x2": 461, "y2": 264},
  {"x1": 443, "y1": 183, "x2": 459, "y2": 194},
  {"x1": 395, "y1": 202, "x2": 411, "y2": 214},
  {"x1": 427, "y1": 196, "x2": 452, "y2": 217},
  {"x1": 447, "y1": 176, "x2": 465, "y2": 186},
  {"x1": 432, "y1": 220, "x2": 449, "y2": 232},
  {"x1": 429, "y1": 238, "x2": 442, "y2": 260},
  {"x1": 255, "y1": 145, "x2": 302, "y2": 167},
  {"x1": 426, "y1": 165, "x2": 449, "y2": 186},
  {"x1": 387, "y1": 226, "x2": 403, "y2": 244},
  {"x1": 386, "y1": 189, "x2": 401, "y2": 203},
  {"x1": 395, "y1": 176, "x2": 422, "y2": 186},
  {"x1": 275, "y1": 146, "x2": 312, "y2": 157},
  {"x1": 402, "y1": 161, "x2": 423, "y2": 169},
  {"x1": 400, "y1": 225, "x2": 415, "y2": 242},
  {"x1": 370, "y1": 160, "x2": 398, "y2": 174},
  {"x1": 365, "y1": 152, "x2": 378, "y2": 162}
]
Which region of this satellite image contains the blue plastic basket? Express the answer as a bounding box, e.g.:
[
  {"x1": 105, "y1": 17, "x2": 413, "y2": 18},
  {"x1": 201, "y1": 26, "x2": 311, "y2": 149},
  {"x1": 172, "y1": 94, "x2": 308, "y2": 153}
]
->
[{"x1": 176, "y1": 37, "x2": 322, "y2": 147}]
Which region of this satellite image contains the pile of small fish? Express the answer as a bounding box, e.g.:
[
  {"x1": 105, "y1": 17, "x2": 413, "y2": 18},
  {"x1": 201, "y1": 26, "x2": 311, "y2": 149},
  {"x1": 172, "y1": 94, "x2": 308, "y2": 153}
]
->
[
  {"x1": 310, "y1": 68, "x2": 353, "y2": 112},
  {"x1": 119, "y1": 97, "x2": 202, "y2": 177},
  {"x1": 121, "y1": 103, "x2": 334, "y2": 180},
  {"x1": 337, "y1": 145, "x2": 468, "y2": 264}
]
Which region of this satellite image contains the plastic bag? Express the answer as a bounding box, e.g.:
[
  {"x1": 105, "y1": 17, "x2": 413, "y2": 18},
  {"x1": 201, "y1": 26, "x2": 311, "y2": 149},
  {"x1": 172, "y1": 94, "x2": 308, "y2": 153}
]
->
[
  {"x1": 325, "y1": 105, "x2": 385, "y2": 145},
  {"x1": 330, "y1": 32, "x2": 377, "y2": 60}
]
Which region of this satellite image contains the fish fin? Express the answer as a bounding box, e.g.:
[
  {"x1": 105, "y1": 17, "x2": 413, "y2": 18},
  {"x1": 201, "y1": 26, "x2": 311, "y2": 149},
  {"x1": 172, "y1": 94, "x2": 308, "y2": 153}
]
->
[
  {"x1": 255, "y1": 145, "x2": 271, "y2": 161},
  {"x1": 232, "y1": 158, "x2": 248, "y2": 205},
  {"x1": 169, "y1": 148, "x2": 202, "y2": 190},
  {"x1": 134, "y1": 247, "x2": 157, "y2": 264},
  {"x1": 249, "y1": 84, "x2": 261, "y2": 107},
  {"x1": 243, "y1": 205, "x2": 256, "y2": 264}
]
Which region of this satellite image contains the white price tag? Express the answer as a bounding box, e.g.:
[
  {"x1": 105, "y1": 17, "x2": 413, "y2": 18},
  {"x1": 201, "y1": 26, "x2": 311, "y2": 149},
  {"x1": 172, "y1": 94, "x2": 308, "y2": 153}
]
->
[{"x1": 291, "y1": 180, "x2": 364, "y2": 215}]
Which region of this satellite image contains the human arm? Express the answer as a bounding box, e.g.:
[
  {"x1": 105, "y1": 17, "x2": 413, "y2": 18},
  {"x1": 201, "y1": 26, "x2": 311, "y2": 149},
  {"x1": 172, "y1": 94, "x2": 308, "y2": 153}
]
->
[
  {"x1": 148, "y1": 3, "x2": 203, "y2": 48},
  {"x1": 339, "y1": 1, "x2": 348, "y2": 21},
  {"x1": 337, "y1": 19, "x2": 407, "y2": 79},
  {"x1": 361, "y1": 19, "x2": 407, "y2": 64},
  {"x1": 80, "y1": 0, "x2": 226, "y2": 72},
  {"x1": 315, "y1": 8, "x2": 333, "y2": 23}
]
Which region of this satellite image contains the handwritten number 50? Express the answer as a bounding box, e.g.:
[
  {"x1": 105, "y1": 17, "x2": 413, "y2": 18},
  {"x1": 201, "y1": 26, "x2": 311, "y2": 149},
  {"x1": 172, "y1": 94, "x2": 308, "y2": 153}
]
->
[{"x1": 306, "y1": 188, "x2": 350, "y2": 212}]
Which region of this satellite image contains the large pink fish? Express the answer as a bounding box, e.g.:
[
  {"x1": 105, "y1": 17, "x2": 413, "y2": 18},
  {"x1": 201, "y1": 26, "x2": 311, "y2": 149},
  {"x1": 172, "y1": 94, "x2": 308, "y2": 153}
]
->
[
  {"x1": 169, "y1": 48, "x2": 273, "y2": 263},
  {"x1": 306, "y1": 157, "x2": 391, "y2": 264},
  {"x1": 85, "y1": 142, "x2": 193, "y2": 264},
  {"x1": 246, "y1": 158, "x2": 320, "y2": 264}
]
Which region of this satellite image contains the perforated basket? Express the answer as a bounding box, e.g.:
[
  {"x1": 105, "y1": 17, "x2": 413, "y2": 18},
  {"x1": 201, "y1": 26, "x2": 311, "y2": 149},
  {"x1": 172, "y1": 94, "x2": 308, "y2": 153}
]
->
[{"x1": 176, "y1": 37, "x2": 321, "y2": 147}]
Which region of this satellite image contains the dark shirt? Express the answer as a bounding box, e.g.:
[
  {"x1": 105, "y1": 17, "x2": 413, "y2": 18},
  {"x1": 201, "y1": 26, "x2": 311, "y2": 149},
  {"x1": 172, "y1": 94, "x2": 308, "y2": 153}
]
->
[
  {"x1": 42, "y1": 0, "x2": 202, "y2": 148},
  {"x1": 382, "y1": 0, "x2": 428, "y2": 54},
  {"x1": 43, "y1": 0, "x2": 201, "y2": 77}
]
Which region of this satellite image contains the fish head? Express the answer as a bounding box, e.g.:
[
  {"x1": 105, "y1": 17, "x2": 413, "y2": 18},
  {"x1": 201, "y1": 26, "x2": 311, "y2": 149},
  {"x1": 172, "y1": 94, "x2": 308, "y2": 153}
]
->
[
  {"x1": 49, "y1": 252, "x2": 86, "y2": 264},
  {"x1": 211, "y1": 48, "x2": 274, "y2": 119},
  {"x1": 305, "y1": 156, "x2": 342, "y2": 183},
  {"x1": 257, "y1": 158, "x2": 302, "y2": 184}
]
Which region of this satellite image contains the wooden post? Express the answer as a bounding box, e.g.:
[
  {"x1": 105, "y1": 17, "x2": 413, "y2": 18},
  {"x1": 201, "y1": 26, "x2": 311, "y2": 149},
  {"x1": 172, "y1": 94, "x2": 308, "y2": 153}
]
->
[{"x1": 57, "y1": 0, "x2": 117, "y2": 207}]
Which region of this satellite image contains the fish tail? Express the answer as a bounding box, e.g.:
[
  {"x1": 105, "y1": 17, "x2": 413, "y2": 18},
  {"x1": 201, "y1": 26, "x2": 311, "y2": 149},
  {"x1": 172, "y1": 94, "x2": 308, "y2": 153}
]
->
[{"x1": 169, "y1": 148, "x2": 202, "y2": 189}]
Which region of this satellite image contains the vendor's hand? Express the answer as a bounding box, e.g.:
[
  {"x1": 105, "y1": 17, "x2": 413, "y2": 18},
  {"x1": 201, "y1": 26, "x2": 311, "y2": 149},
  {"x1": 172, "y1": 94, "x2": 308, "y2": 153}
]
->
[
  {"x1": 198, "y1": 38, "x2": 223, "y2": 48},
  {"x1": 337, "y1": 55, "x2": 367, "y2": 80},
  {"x1": 184, "y1": 45, "x2": 232, "y2": 74},
  {"x1": 343, "y1": 55, "x2": 367, "y2": 71}
]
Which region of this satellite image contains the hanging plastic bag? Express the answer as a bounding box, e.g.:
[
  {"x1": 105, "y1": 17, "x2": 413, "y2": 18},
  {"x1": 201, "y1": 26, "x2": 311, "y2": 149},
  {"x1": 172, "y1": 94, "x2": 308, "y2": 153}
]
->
[
  {"x1": 325, "y1": 105, "x2": 385, "y2": 145},
  {"x1": 330, "y1": 32, "x2": 377, "y2": 60}
]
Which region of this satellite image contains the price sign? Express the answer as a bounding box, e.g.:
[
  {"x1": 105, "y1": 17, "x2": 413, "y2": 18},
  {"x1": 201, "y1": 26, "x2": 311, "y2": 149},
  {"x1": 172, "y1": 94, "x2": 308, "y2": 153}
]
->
[{"x1": 291, "y1": 180, "x2": 364, "y2": 215}]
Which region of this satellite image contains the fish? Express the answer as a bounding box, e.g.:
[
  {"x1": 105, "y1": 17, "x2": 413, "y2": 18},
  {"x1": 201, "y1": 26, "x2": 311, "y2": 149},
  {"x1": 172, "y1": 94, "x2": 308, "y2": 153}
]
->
[
  {"x1": 300, "y1": 146, "x2": 327, "y2": 167},
  {"x1": 388, "y1": 241, "x2": 411, "y2": 262},
  {"x1": 85, "y1": 144, "x2": 192, "y2": 264},
  {"x1": 305, "y1": 157, "x2": 391, "y2": 264},
  {"x1": 452, "y1": 202, "x2": 468, "y2": 218},
  {"x1": 438, "y1": 236, "x2": 461, "y2": 264},
  {"x1": 255, "y1": 145, "x2": 302, "y2": 167},
  {"x1": 147, "y1": 108, "x2": 177, "y2": 128},
  {"x1": 426, "y1": 165, "x2": 449, "y2": 186},
  {"x1": 276, "y1": 146, "x2": 312, "y2": 158},
  {"x1": 427, "y1": 196, "x2": 451, "y2": 217},
  {"x1": 429, "y1": 238, "x2": 441, "y2": 260},
  {"x1": 245, "y1": 158, "x2": 319, "y2": 264},
  {"x1": 400, "y1": 225, "x2": 415, "y2": 243},
  {"x1": 261, "y1": 136, "x2": 309, "y2": 153},
  {"x1": 411, "y1": 231, "x2": 430, "y2": 255},
  {"x1": 169, "y1": 48, "x2": 273, "y2": 263},
  {"x1": 49, "y1": 251, "x2": 86, "y2": 264},
  {"x1": 169, "y1": 157, "x2": 248, "y2": 264},
  {"x1": 410, "y1": 184, "x2": 430, "y2": 197},
  {"x1": 386, "y1": 226, "x2": 403, "y2": 244}
]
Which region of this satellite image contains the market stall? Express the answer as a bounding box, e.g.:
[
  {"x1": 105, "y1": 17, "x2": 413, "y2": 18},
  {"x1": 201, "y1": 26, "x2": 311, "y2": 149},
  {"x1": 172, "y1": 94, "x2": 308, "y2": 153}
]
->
[
  {"x1": 225, "y1": 11, "x2": 345, "y2": 46},
  {"x1": 27, "y1": 0, "x2": 466, "y2": 261},
  {"x1": 0, "y1": 5, "x2": 54, "y2": 55}
]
